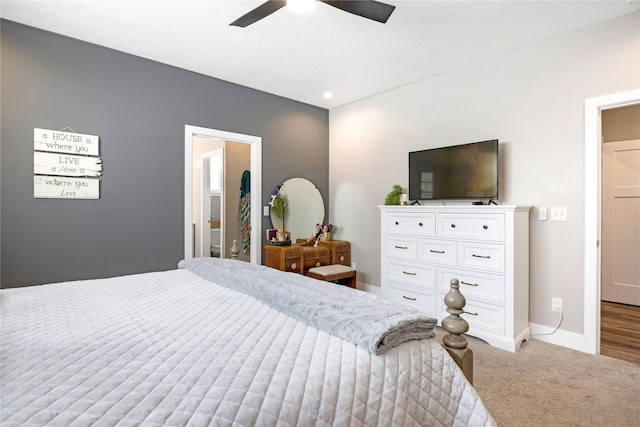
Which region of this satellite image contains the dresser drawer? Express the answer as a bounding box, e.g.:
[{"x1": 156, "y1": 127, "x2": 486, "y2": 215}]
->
[
  {"x1": 385, "y1": 213, "x2": 436, "y2": 237},
  {"x1": 301, "y1": 245, "x2": 332, "y2": 273},
  {"x1": 385, "y1": 236, "x2": 417, "y2": 260},
  {"x1": 438, "y1": 267, "x2": 505, "y2": 305},
  {"x1": 263, "y1": 245, "x2": 302, "y2": 273},
  {"x1": 319, "y1": 240, "x2": 350, "y2": 265},
  {"x1": 458, "y1": 241, "x2": 505, "y2": 273},
  {"x1": 388, "y1": 285, "x2": 436, "y2": 317},
  {"x1": 417, "y1": 238, "x2": 457, "y2": 266},
  {"x1": 387, "y1": 261, "x2": 436, "y2": 290},
  {"x1": 437, "y1": 213, "x2": 505, "y2": 242},
  {"x1": 439, "y1": 297, "x2": 505, "y2": 336},
  {"x1": 333, "y1": 248, "x2": 350, "y2": 265}
]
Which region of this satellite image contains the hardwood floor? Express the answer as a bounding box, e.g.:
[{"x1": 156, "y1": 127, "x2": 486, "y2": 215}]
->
[{"x1": 600, "y1": 301, "x2": 640, "y2": 365}]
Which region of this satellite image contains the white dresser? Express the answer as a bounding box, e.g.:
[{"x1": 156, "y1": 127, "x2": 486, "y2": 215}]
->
[{"x1": 379, "y1": 205, "x2": 531, "y2": 352}]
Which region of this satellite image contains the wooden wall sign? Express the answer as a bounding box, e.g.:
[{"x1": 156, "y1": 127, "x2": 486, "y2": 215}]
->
[
  {"x1": 33, "y1": 128, "x2": 99, "y2": 155},
  {"x1": 34, "y1": 176, "x2": 100, "y2": 199},
  {"x1": 34, "y1": 152, "x2": 102, "y2": 177},
  {"x1": 33, "y1": 127, "x2": 102, "y2": 199}
]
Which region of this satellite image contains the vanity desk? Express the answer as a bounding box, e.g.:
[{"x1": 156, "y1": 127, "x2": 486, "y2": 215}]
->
[
  {"x1": 263, "y1": 240, "x2": 351, "y2": 275},
  {"x1": 264, "y1": 177, "x2": 353, "y2": 285}
]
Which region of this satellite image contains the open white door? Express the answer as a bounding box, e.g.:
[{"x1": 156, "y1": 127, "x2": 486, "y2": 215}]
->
[
  {"x1": 201, "y1": 148, "x2": 224, "y2": 258},
  {"x1": 601, "y1": 139, "x2": 640, "y2": 306}
]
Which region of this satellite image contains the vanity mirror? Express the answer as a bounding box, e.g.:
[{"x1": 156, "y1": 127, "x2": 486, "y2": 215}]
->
[{"x1": 270, "y1": 178, "x2": 324, "y2": 242}]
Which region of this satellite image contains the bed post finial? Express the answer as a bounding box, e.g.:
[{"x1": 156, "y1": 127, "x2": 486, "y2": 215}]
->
[
  {"x1": 230, "y1": 239, "x2": 240, "y2": 259},
  {"x1": 442, "y1": 278, "x2": 474, "y2": 384}
]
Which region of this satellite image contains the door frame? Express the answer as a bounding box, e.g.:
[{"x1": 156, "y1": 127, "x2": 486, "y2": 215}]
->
[
  {"x1": 583, "y1": 88, "x2": 640, "y2": 354},
  {"x1": 184, "y1": 125, "x2": 262, "y2": 264}
]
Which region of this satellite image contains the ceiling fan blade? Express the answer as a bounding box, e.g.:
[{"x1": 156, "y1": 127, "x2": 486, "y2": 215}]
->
[
  {"x1": 230, "y1": 1, "x2": 287, "y2": 27},
  {"x1": 321, "y1": 1, "x2": 395, "y2": 23}
]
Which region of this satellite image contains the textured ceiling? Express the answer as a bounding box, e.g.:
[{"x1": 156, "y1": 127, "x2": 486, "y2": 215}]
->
[{"x1": 1, "y1": 0, "x2": 639, "y2": 109}]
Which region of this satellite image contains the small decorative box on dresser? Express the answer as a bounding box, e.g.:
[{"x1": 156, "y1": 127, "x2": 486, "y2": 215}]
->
[{"x1": 379, "y1": 205, "x2": 531, "y2": 352}]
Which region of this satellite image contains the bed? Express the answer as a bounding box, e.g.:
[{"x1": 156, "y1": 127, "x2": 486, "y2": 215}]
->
[{"x1": 1, "y1": 258, "x2": 495, "y2": 426}]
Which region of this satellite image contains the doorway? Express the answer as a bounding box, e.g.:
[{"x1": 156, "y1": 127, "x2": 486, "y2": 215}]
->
[
  {"x1": 599, "y1": 107, "x2": 640, "y2": 364},
  {"x1": 184, "y1": 125, "x2": 262, "y2": 264},
  {"x1": 584, "y1": 89, "x2": 640, "y2": 355}
]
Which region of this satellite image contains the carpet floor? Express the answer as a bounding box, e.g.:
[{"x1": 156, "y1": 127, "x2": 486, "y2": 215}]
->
[{"x1": 435, "y1": 328, "x2": 640, "y2": 427}]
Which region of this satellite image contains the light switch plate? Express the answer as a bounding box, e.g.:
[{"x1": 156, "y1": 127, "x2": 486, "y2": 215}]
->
[
  {"x1": 263, "y1": 206, "x2": 270, "y2": 216},
  {"x1": 538, "y1": 207, "x2": 548, "y2": 221}
]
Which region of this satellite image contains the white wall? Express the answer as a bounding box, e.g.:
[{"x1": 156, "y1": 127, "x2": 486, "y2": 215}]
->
[{"x1": 329, "y1": 12, "x2": 639, "y2": 340}]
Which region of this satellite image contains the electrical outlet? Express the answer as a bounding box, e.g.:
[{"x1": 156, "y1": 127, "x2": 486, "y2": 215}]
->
[
  {"x1": 351, "y1": 261, "x2": 357, "y2": 270},
  {"x1": 552, "y1": 298, "x2": 563, "y2": 312},
  {"x1": 263, "y1": 206, "x2": 270, "y2": 216},
  {"x1": 550, "y1": 207, "x2": 568, "y2": 221}
]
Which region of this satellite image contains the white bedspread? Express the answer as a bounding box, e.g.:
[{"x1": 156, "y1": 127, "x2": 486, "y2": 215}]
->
[{"x1": 1, "y1": 269, "x2": 495, "y2": 426}]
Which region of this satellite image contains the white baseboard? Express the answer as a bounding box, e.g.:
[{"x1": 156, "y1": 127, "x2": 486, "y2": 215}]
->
[
  {"x1": 357, "y1": 282, "x2": 381, "y2": 295},
  {"x1": 529, "y1": 323, "x2": 593, "y2": 354}
]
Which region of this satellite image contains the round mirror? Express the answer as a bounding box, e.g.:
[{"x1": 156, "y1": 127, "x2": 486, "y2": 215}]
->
[{"x1": 270, "y1": 178, "x2": 324, "y2": 242}]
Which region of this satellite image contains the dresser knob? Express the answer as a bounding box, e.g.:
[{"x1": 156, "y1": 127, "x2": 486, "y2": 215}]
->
[
  {"x1": 451, "y1": 224, "x2": 456, "y2": 228},
  {"x1": 316, "y1": 261, "x2": 321, "y2": 267},
  {"x1": 291, "y1": 263, "x2": 297, "y2": 270},
  {"x1": 339, "y1": 255, "x2": 345, "y2": 262},
  {"x1": 395, "y1": 221, "x2": 399, "y2": 225},
  {"x1": 483, "y1": 225, "x2": 488, "y2": 230},
  {"x1": 419, "y1": 222, "x2": 423, "y2": 226}
]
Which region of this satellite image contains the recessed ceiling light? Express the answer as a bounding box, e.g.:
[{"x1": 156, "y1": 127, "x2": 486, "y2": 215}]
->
[
  {"x1": 323, "y1": 92, "x2": 334, "y2": 99},
  {"x1": 287, "y1": 0, "x2": 316, "y2": 14}
]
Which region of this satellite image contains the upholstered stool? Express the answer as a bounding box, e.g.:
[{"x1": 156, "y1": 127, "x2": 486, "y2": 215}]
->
[{"x1": 307, "y1": 264, "x2": 356, "y2": 289}]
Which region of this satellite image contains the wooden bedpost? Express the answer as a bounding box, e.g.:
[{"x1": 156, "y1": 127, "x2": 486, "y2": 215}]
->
[
  {"x1": 230, "y1": 239, "x2": 240, "y2": 259},
  {"x1": 442, "y1": 278, "x2": 474, "y2": 385}
]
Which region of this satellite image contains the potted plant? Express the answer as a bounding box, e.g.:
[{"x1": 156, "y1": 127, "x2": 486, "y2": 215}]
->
[
  {"x1": 384, "y1": 185, "x2": 405, "y2": 205},
  {"x1": 270, "y1": 187, "x2": 286, "y2": 230}
]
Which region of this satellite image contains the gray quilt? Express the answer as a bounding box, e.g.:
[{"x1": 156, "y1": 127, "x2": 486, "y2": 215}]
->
[{"x1": 178, "y1": 257, "x2": 436, "y2": 355}]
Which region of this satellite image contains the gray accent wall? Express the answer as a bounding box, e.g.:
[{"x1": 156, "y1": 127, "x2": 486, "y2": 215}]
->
[{"x1": 1, "y1": 20, "x2": 329, "y2": 288}]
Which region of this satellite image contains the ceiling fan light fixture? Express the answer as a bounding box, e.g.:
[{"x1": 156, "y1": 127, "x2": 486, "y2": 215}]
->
[
  {"x1": 287, "y1": 0, "x2": 316, "y2": 14},
  {"x1": 230, "y1": 0, "x2": 395, "y2": 27}
]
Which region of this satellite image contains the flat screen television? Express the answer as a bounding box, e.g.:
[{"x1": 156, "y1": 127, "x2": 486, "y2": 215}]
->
[{"x1": 409, "y1": 139, "x2": 498, "y2": 201}]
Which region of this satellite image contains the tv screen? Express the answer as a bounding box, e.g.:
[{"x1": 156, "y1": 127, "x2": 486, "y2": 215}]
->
[{"x1": 409, "y1": 140, "x2": 498, "y2": 201}]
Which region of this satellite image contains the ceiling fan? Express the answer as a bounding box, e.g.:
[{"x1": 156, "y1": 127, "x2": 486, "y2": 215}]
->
[{"x1": 230, "y1": 0, "x2": 396, "y2": 28}]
